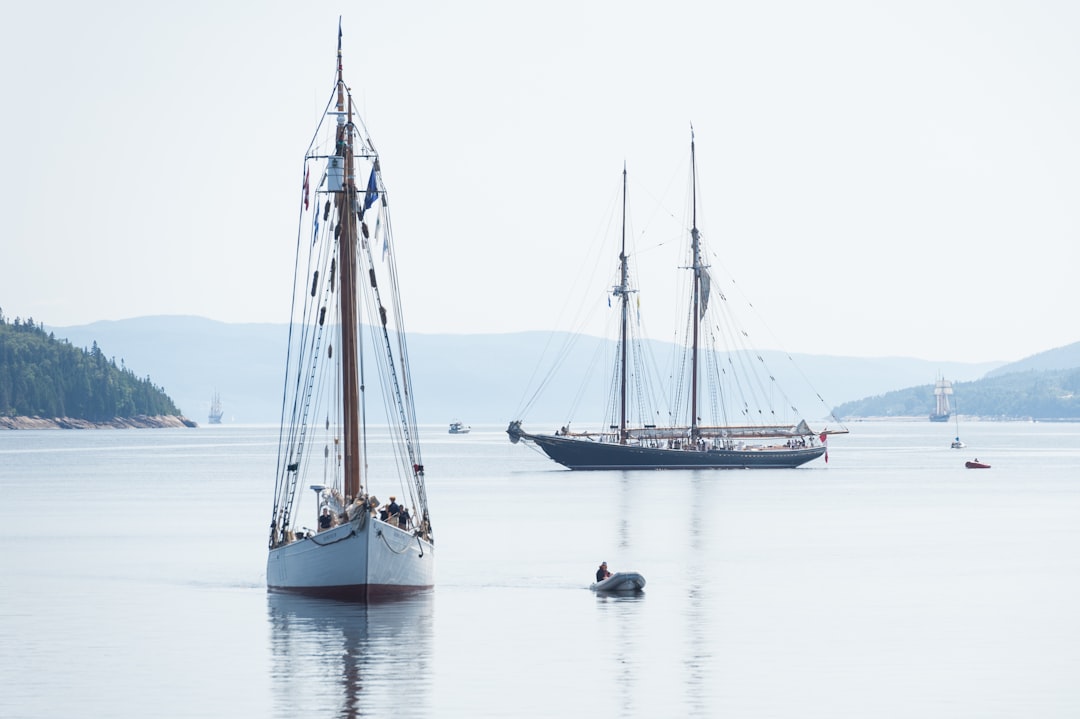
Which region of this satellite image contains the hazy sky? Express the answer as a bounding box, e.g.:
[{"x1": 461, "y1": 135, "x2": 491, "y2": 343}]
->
[{"x1": 2, "y1": 0, "x2": 1077, "y2": 363}]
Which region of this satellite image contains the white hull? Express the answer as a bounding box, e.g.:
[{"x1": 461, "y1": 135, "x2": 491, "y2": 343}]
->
[{"x1": 267, "y1": 512, "x2": 434, "y2": 600}]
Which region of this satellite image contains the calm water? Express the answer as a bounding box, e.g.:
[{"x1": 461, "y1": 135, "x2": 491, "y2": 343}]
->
[{"x1": 2, "y1": 421, "x2": 1079, "y2": 718}]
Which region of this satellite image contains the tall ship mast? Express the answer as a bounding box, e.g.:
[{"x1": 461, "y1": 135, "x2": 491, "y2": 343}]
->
[{"x1": 266, "y1": 23, "x2": 433, "y2": 598}]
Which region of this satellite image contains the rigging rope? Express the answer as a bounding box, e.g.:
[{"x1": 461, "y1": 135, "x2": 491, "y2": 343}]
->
[
  {"x1": 376, "y1": 528, "x2": 420, "y2": 555},
  {"x1": 271, "y1": 82, "x2": 437, "y2": 545}
]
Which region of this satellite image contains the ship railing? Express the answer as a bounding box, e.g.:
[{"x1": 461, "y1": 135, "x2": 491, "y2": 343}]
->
[{"x1": 621, "y1": 424, "x2": 813, "y2": 441}]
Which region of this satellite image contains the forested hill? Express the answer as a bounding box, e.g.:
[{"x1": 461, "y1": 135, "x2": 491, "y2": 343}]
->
[
  {"x1": 0, "y1": 314, "x2": 187, "y2": 424},
  {"x1": 832, "y1": 368, "x2": 1080, "y2": 420}
]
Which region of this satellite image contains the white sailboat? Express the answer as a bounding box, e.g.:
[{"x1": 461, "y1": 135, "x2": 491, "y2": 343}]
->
[
  {"x1": 951, "y1": 399, "x2": 966, "y2": 448},
  {"x1": 266, "y1": 23, "x2": 433, "y2": 600}
]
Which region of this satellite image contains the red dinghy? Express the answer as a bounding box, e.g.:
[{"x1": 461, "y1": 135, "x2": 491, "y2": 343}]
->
[{"x1": 965, "y1": 459, "x2": 991, "y2": 469}]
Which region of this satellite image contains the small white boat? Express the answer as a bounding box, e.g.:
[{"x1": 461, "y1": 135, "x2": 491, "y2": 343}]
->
[
  {"x1": 448, "y1": 421, "x2": 470, "y2": 434},
  {"x1": 590, "y1": 571, "x2": 646, "y2": 593}
]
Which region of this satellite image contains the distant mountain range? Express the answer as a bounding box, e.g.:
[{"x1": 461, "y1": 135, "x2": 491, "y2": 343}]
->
[
  {"x1": 44, "y1": 315, "x2": 1057, "y2": 426},
  {"x1": 984, "y1": 342, "x2": 1080, "y2": 377}
]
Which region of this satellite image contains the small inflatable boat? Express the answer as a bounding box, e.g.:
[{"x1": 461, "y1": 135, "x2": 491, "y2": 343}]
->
[
  {"x1": 965, "y1": 460, "x2": 990, "y2": 469},
  {"x1": 590, "y1": 571, "x2": 646, "y2": 593}
]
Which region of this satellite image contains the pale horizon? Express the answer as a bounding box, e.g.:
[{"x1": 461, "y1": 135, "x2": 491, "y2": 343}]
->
[{"x1": 4, "y1": 1, "x2": 1078, "y2": 365}]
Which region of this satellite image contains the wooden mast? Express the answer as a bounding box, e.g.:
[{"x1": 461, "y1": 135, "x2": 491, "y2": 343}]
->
[
  {"x1": 618, "y1": 165, "x2": 629, "y2": 444},
  {"x1": 689, "y1": 128, "x2": 701, "y2": 439},
  {"x1": 335, "y1": 29, "x2": 363, "y2": 502}
]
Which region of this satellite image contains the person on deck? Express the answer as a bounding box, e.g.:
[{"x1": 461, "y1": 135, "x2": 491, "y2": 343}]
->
[
  {"x1": 318, "y1": 507, "x2": 334, "y2": 531},
  {"x1": 398, "y1": 506, "x2": 410, "y2": 530},
  {"x1": 596, "y1": 561, "x2": 612, "y2": 582},
  {"x1": 386, "y1": 496, "x2": 401, "y2": 521}
]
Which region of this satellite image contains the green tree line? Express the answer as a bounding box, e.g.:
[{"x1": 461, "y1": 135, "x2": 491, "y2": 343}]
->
[
  {"x1": 0, "y1": 312, "x2": 181, "y2": 420},
  {"x1": 833, "y1": 369, "x2": 1080, "y2": 420}
]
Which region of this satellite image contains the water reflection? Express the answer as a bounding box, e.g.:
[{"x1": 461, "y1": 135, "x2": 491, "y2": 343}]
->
[
  {"x1": 684, "y1": 471, "x2": 711, "y2": 715},
  {"x1": 615, "y1": 473, "x2": 636, "y2": 549},
  {"x1": 267, "y1": 592, "x2": 434, "y2": 718},
  {"x1": 593, "y1": 590, "x2": 644, "y2": 717},
  {"x1": 600, "y1": 474, "x2": 648, "y2": 716}
]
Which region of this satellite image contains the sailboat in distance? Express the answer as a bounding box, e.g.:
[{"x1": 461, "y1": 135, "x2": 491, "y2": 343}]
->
[
  {"x1": 208, "y1": 390, "x2": 223, "y2": 424},
  {"x1": 266, "y1": 23, "x2": 433, "y2": 599},
  {"x1": 508, "y1": 132, "x2": 846, "y2": 470},
  {"x1": 931, "y1": 377, "x2": 953, "y2": 422},
  {"x1": 950, "y1": 395, "x2": 966, "y2": 448}
]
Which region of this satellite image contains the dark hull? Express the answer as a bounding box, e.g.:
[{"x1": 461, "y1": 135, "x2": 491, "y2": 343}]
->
[
  {"x1": 929, "y1": 413, "x2": 949, "y2": 422},
  {"x1": 267, "y1": 584, "x2": 433, "y2": 602},
  {"x1": 591, "y1": 572, "x2": 646, "y2": 592},
  {"x1": 524, "y1": 432, "x2": 825, "y2": 470}
]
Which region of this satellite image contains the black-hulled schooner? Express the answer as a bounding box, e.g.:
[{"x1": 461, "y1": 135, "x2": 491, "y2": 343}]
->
[
  {"x1": 508, "y1": 132, "x2": 845, "y2": 470},
  {"x1": 267, "y1": 24, "x2": 433, "y2": 598}
]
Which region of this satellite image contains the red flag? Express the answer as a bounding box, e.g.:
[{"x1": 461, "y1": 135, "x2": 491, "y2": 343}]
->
[
  {"x1": 302, "y1": 167, "x2": 310, "y2": 210},
  {"x1": 819, "y1": 432, "x2": 827, "y2": 444},
  {"x1": 820, "y1": 431, "x2": 828, "y2": 463}
]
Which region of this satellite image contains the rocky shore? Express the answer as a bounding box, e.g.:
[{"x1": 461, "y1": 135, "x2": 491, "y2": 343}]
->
[{"x1": 0, "y1": 415, "x2": 197, "y2": 430}]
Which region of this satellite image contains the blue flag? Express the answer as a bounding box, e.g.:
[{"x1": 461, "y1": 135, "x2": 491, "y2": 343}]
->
[{"x1": 364, "y1": 163, "x2": 379, "y2": 211}]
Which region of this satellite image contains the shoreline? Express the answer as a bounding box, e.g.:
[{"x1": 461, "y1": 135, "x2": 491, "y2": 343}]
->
[
  {"x1": 841, "y1": 415, "x2": 1079, "y2": 423},
  {"x1": 0, "y1": 415, "x2": 197, "y2": 430}
]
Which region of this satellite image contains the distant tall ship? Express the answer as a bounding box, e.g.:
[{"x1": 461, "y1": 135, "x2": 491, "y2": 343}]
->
[
  {"x1": 930, "y1": 378, "x2": 952, "y2": 422},
  {"x1": 208, "y1": 391, "x2": 223, "y2": 424}
]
